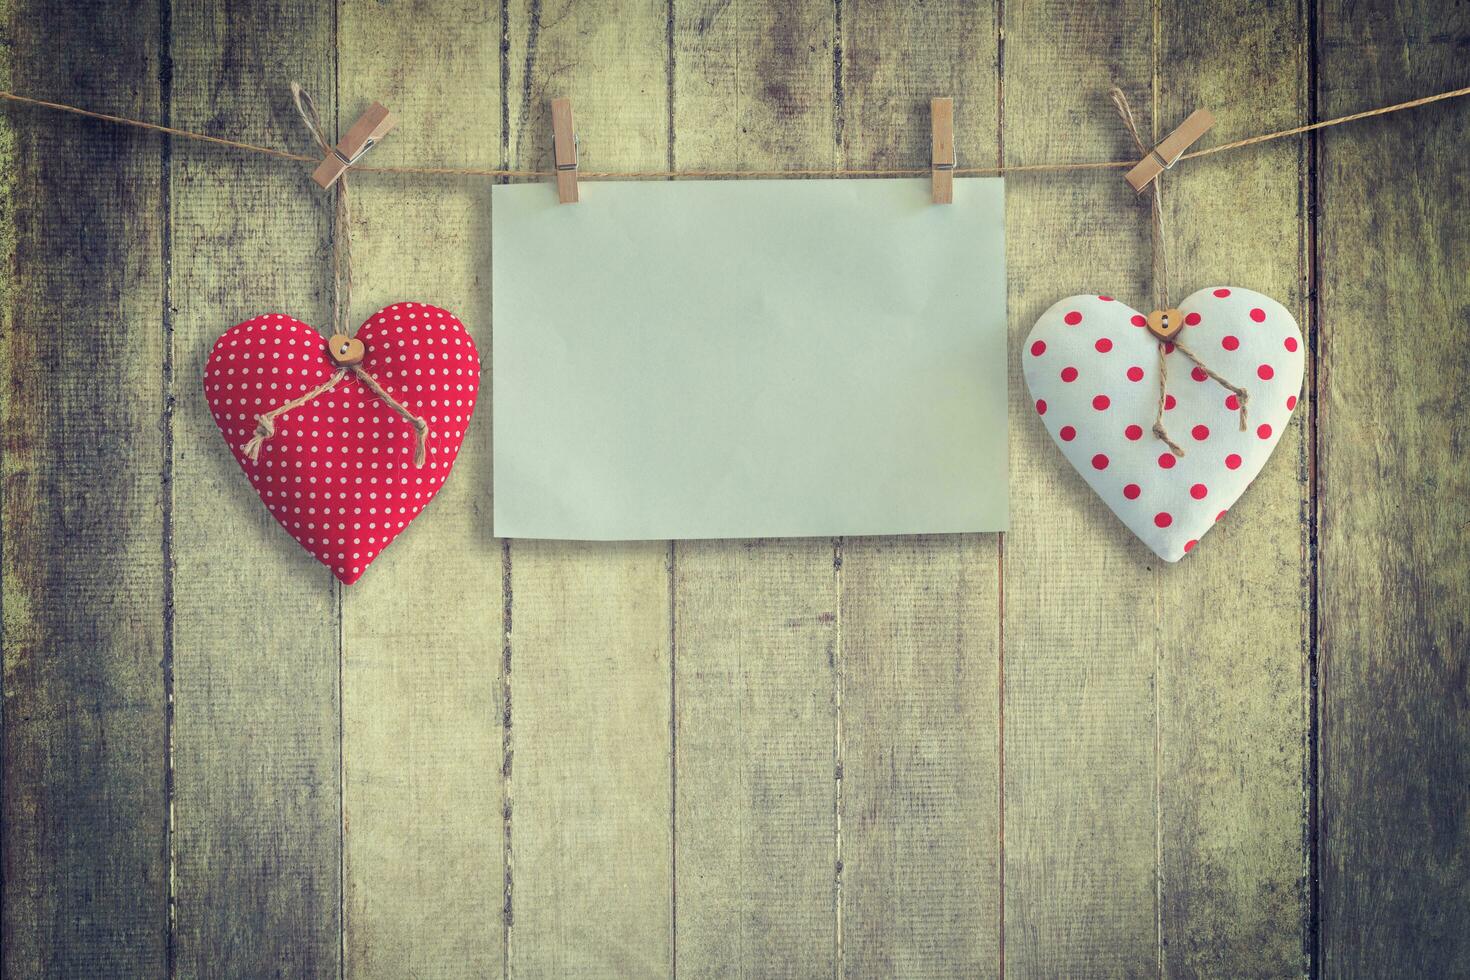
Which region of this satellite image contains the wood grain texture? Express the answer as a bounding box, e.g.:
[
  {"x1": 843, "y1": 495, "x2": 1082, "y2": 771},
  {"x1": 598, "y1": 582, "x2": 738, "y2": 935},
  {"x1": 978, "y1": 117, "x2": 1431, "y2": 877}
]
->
[
  {"x1": 669, "y1": 3, "x2": 840, "y2": 977},
  {"x1": 337, "y1": 2, "x2": 505, "y2": 977},
  {"x1": 168, "y1": 3, "x2": 341, "y2": 975},
  {"x1": 503, "y1": 4, "x2": 674, "y2": 975},
  {"x1": 0, "y1": 1, "x2": 168, "y2": 975},
  {"x1": 838, "y1": 3, "x2": 1003, "y2": 977},
  {"x1": 840, "y1": 536, "x2": 1000, "y2": 979},
  {"x1": 1155, "y1": 2, "x2": 1311, "y2": 976},
  {"x1": 508, "y1": 542, "x2": 672, "y2": 977},
  {"x1": 1001, "y1": 2, "x2": 1160, "y2": 975},
  {"x1": 1317, "y1": 0, "x2": 1470, "y2": 975},
  {"x1": 5, "y1": 2, "x2": 1470, "y2": 975},
  {"x1": 673, "y1": 540, "x2": 840, "y2": 979}
]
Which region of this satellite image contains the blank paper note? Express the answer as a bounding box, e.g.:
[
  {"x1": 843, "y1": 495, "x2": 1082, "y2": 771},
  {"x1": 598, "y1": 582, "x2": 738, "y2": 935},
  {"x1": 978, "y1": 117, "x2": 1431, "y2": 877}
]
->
[{"x1": 491, "y1": 177, "x2": 1008, "y2": 540}]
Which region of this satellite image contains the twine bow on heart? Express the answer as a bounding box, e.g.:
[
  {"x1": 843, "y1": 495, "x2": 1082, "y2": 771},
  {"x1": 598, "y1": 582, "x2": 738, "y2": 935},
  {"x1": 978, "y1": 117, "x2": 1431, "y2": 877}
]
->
[
  {"x1": 238, "y1": 83, "x2": 430, "y2": 467},
  {"x1": 1110, "y1": 87, "x2": 1249, "y2": 458}
]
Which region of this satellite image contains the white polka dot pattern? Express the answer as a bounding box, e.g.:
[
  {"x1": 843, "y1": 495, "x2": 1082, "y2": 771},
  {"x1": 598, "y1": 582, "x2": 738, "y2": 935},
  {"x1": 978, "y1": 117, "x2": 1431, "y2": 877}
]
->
[
  {"x1": 1022, "y1": 287, "x2": 1303, "y2": 562},
  {"x1": 204, "y1": 303, "x2": 482, "y2": 584}
]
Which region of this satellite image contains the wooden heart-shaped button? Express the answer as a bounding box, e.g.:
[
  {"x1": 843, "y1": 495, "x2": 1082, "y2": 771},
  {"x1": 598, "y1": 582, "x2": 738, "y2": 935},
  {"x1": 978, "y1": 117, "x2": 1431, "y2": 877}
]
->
[
  {"x1": 327, "y1": 333, "x2": 366, "y2": 366},
  {"x1": 1145, "y1": 308, "x2": 1185, "y2": 341}
]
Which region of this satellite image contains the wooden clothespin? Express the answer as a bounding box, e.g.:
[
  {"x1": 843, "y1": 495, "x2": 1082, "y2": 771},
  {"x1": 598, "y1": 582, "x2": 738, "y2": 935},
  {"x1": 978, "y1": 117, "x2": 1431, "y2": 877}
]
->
[
  {"x1": 551, "y1": 98, "x2": 579, "y2": 204},
  {"x1": 931, "y1": 98, "x2": 955, "y2": 204},
  {"x1": 311, "y1": 102, "x2": 396, "y2": 189},
  {"x1": 1124, "y1": 108, "x2": 1215, "y2": 193}
]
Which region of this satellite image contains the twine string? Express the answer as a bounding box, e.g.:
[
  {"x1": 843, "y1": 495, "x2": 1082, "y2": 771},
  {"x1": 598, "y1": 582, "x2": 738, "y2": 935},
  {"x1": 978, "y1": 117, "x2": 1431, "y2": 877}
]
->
[
  {"x1": 1175, "y1": 337, "x2": 1250, "y2": 432},
  {"x1": 352, "y1": 364, "x2": 431, "y2": 466},
  {"x1": 1111, "y1": 87, "x2": 1170, "y2": 308},
  {"x1": 1111, "y1": 87, "x2": 1251, "y2": 456},
  {"x1": 1150, "y1": 344, "x2": 1186, "y2": 457},
  {"x1": 241, "y1": 369, "x2": 347, "y2": 461},
  {"x1": 290, "y1": 83, "x2": 354, "y2": 337},
  {"x1": 1, "y1": 83, "x2": 1467, "y2": 180},
  {"x1": 6, "y1": 80, "x2": 1461, "y2": 462},
  {"x1": 239, "y1": 84, "x2": 431, "y2": 467}
]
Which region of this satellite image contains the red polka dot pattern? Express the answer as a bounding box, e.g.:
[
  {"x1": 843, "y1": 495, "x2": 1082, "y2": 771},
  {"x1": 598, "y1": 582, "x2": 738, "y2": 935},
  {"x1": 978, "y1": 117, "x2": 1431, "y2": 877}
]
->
[
  {"x1": 1021, "y1": 286, "x2": 1305, "y2": 562},
  {"x1": 205, "y1": 304, "x2": 482, "y2": 584}
]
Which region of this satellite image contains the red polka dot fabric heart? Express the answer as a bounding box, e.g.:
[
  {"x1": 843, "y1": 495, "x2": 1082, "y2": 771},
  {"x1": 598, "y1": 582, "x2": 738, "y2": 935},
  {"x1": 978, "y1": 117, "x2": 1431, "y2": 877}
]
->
[
  {"x1": 205, "y1": 303, "x2": 481, "y2": 584},
  {"x1": 1023, "y1": 287, "x2": 1303, "y2": 561}
]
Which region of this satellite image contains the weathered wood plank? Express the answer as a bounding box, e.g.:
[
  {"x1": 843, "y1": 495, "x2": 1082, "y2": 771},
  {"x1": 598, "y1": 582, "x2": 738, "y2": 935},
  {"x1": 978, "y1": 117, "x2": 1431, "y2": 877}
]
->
[
  {"x1": 337, "y1": 2, "x2": 505, "y2": 977},
  {"x1": 0, "y1": 1, "x2": 168, "y2": 974},
  {"x1": 840, "y1": 536, "x2": 1000, "y2": 979},
  {"x1": 1000, "y1": 2, "x2": 1159, "y2": 974},
  {"x1": 1317, "y1": 1, "x2": 1470, "y2": 975},
  {"x1": 168, "y1": 3, "x2": 341, "y2": 974},
  {"x1": 508, "y1": 542, "x2": 672, "y2": 977},
  {"x1": 838, "y1": 3, "x2": 1003, "y2": 976},
  {"x1": 669, "y1": 2, "x2": 839, "y2": 976},
  {"x1": 1155, "y1": 3, "x2": 1312, "y2": 976},
  {"x1": 672, "y1": 540, "x2": 840, "y2": 979},
  {"x1": 503, "y1": 3, "x2": 674, "y2": 975}
]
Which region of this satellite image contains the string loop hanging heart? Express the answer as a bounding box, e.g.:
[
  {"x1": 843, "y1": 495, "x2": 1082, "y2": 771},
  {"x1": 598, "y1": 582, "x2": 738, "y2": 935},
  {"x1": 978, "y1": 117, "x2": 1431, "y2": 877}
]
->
[
  {"x1": 1111, "y1": 87, "x2": 1250, "y2": 457},
  {"x1": 239, "y1": 83, "x2": 431, "y2": 466}
]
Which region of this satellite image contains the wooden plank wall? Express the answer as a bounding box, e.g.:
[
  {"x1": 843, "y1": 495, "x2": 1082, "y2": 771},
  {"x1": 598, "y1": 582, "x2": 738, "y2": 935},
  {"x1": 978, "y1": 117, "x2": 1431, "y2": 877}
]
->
[
  {"x1": 0, "y1": 2, "x2": 168, "y2": 976},
  {"x1": 839, "y1": 5, "x2": 1003, "y2": 977},
  {"x1": 169, "y1": 5, "x2": 344, "y2": 976},
  {"x1": 338, "y1": 3, "x2": 505, "y2": 976},
  {"x1": 505, "y1": 5, "x2": 675, "y2": 976},
  {"x1": 1317, "y1": 0, "x2": 1470, "y2": 975},
  {"x1": 671, "y1": 6, "x2": 841, "y2": 978},
  {"x1": 2, "y1": 0, "x2": 1467, "y2": 977}
]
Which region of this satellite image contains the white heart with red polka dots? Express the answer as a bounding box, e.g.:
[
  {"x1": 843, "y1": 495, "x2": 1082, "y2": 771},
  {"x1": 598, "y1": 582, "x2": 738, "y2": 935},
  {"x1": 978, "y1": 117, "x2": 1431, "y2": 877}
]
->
[{"x1": 1022, "y1": 287, "x2": 1303, "y2": 561}]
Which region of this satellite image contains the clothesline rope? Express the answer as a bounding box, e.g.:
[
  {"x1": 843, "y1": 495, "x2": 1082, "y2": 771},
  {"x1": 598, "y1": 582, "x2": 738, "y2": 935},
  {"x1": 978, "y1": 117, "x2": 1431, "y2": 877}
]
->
[{"x1": 2, "y1": 83, "x2": 1468, "y2": 180}]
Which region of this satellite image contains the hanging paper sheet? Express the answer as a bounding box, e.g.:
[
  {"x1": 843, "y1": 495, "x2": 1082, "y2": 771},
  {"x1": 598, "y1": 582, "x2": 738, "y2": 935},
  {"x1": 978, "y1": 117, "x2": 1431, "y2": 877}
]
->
[{"x1": 491, "y1": 177, "x2": 1008, "y2": 539}]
